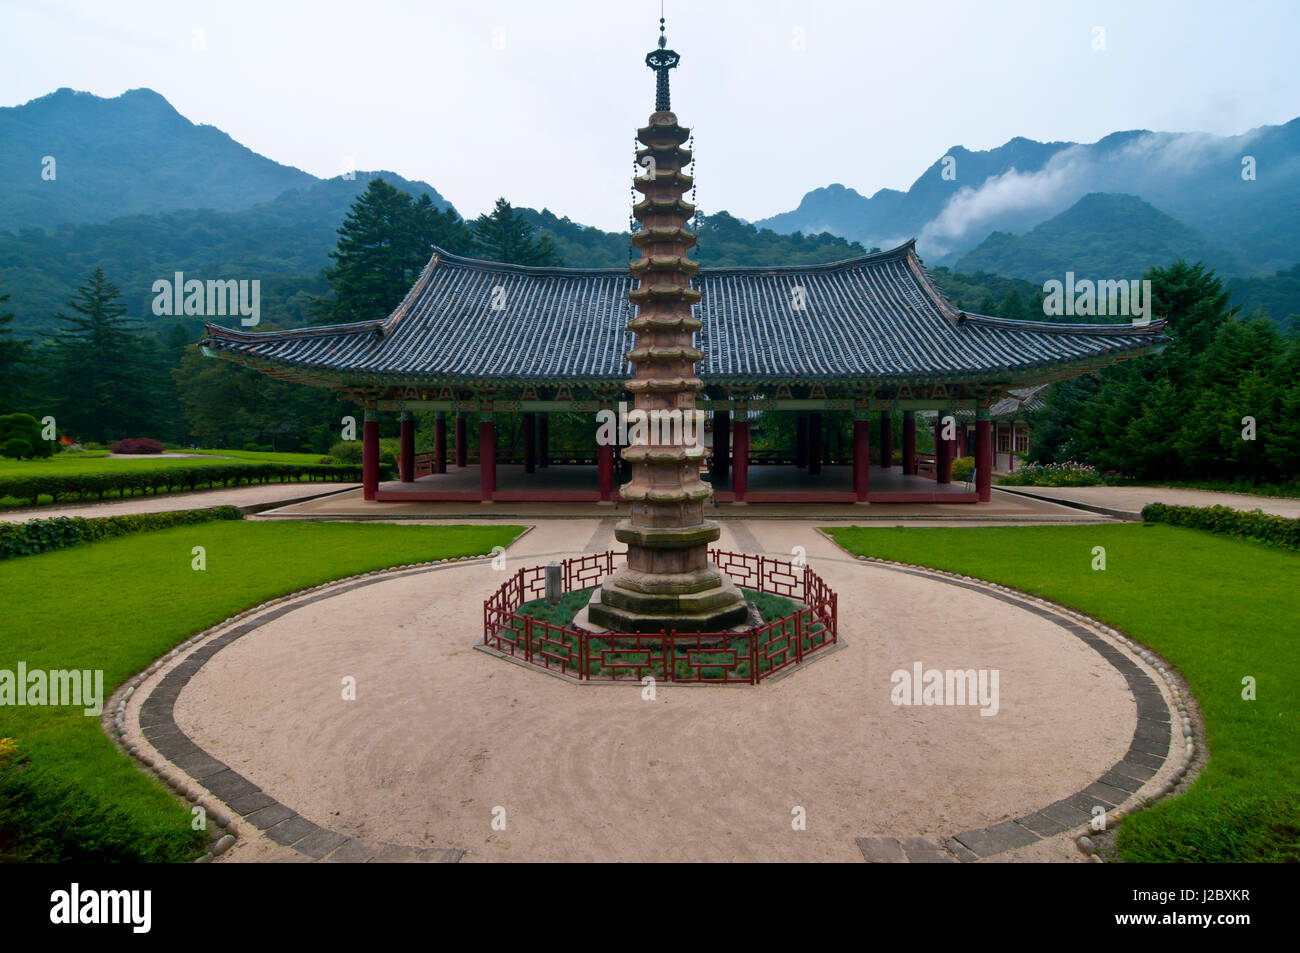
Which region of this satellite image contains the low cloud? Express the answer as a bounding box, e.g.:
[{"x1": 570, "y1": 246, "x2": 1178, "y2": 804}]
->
[{"x1": 917, "y1": 128, "x2": 1265, "y2": 258}]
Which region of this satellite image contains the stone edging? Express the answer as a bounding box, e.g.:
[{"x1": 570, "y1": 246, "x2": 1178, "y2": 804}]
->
[
  {"x1": 991, "y1": 485, "x2": 1142, "y2": 521},
  {"x1": 814, "y1": 530, "x2": 1204, "y2": 863},
  {"x1": 104, "y1": 533, "x2": 536, "y2": 864}
]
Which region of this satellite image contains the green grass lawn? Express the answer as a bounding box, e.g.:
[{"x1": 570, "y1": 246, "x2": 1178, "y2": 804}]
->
[
  {"x1": 0, "y1": 520, "x2": 523, "y2": 862},
  {"x1": 180, "y1": 448, "x2": 331, "y2": 465},
  {"x1": 0, "y1": 448, "x2": 325, "y2": 478},
  {"x1": 824, "y1": 523, "x2": 1299, "y2": 863},
  {"x1": 0, "y1": 454, "x2": 240, "y2": 477}
]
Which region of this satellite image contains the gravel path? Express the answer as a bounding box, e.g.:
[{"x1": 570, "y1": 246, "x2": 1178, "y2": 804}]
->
[
  {"x1": 1, "y1": 483, "x2": 356, "y2": 523},
  {"x1": 1001, "y1": 484, "x2": 1300, "y2": 518},
  {"x1": 119, "y1": 517, "x2": 1176, "y2": 863}
]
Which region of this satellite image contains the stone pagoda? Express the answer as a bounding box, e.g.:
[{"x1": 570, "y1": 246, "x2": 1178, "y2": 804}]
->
[{"x1": 586, "y1": 20, "x2": 751, "y2": 633}]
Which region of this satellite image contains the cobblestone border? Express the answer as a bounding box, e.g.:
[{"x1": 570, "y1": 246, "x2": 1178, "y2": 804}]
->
[
  {"x1": 105, "y1": 532, "x2": 537, "y2": 863},
  {"x1": 822, "y1": 540, "x2": 1204, "y2": 863}
]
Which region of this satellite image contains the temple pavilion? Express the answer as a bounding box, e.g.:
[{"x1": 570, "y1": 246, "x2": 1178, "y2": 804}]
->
[{"x1": 200, "y1": 33, "x2": 1166, "y2": 508}]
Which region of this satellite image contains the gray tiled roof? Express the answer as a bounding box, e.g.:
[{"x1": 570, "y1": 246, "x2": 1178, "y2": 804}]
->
[
  {"x1": 202, "y1": 241, "x2": 1166, "y2": 385},
  {"x1": 922, "y1": 384, "x2": 1049, "y2": 421}
]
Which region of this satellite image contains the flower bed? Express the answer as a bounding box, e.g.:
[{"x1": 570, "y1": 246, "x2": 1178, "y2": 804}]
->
[{"x1": 998, "y1": 461, "x2": 1104, "y2": 487}]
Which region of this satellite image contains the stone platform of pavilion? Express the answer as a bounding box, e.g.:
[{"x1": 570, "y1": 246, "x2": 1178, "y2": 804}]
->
[{"x1": 372, "y1": 464, "x2": 975, "y2": 504}]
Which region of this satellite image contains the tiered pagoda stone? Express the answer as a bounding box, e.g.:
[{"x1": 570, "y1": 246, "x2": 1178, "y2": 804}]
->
[{"x1": 586, "y1": 39, "x2": 749, "y2": 633}]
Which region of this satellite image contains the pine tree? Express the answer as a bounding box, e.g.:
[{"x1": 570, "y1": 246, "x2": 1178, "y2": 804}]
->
[
  {"x1": 44, "y1": 268, "x2": 165, "y2": 443},
  {"x1": 1029, "y1": 259, "x2": 1300, "y2": 484},
  {"x1": 472, "y1": 198, "x2": 563, "y2": 266},
  {"x1": 314, "y1": 178, "x2": 475, "y2": 323},
  {"x1": 997, "y1": 290, "x2": 1028, "y2": 319},
  {"x1": 0, "y1": 291, "x2": 30, "y2": 413}
]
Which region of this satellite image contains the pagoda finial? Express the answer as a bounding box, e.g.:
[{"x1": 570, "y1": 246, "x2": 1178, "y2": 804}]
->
[{"x1": 645, "y1": 15, "x2": 679, "y2": 112}]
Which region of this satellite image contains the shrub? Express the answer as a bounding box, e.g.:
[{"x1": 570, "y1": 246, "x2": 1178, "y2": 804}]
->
[
  {"x1": 0, "y1": 413, "x2": 52, "y2": 459},
  {"x1": 1141, "y1": 503, "x2": 1300, "y2": 551},
  {"x1": 109, "y1": 437, "x2": 165, "y2": 455},
  {"x1": 2, "y1": 438, "x2": 31, "y2": 460},
  {"x1": 0, "y1": 506, "x2": 244, "y2": 560},
  {"x1": 951, "y1": 456, "x2": 975, "y2": 482},
  {"x1": 242, "y1": 443, "x2": 274, "y2": 453},
  {"x1": 330, "y1": 440, "x2": 363, "y2": 464},
  {"x1": 0, "y1": 462, "x2": 378, "y2": 508}
]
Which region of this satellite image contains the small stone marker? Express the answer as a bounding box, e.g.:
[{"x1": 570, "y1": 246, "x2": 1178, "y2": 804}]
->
[{"x1": 545, "y1": 562, "x2": 562, "y2": 605}]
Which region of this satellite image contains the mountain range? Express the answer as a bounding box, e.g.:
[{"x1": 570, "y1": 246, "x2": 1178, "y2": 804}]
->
[
  {"x1": 0, "y1": 87, "x2": 1297, "y2": 335},
  {"x1": 758, "y1": 120, "x2": 1300, "y2": 275},
  {"x1": 954, "y1": 192, "x2": 1245, "y2": 283}
]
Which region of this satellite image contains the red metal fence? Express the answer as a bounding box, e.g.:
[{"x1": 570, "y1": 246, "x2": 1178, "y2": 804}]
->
[{"x1": 483, "y1": 550, "x2": 838, "y2": 684}]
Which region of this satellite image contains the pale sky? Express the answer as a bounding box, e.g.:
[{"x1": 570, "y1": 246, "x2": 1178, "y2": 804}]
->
[{"x1": 3, "y1": 0, "x2": 1298, "y2": 232}]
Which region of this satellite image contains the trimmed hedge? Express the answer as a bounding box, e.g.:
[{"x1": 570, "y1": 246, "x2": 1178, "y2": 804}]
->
[
  {"x1": 1141, "y1": 503, "x2": 1300, "y2": 551},
  {"x1": 0, "y1": 506, "x2": 244, "y2": 560},
  {"x1": 0, "y1": 462, "x2": 388, "y2": 508}
]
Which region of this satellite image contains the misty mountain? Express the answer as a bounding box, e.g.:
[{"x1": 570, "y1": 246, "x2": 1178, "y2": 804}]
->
[
  {"x1": 2, "y1": 85, "x2": 1295, "y2": 335},
  {"x1": 1229, "y1": 263, "x2": 1300, "y2": 326},
  {"x1": 0, "y1": 170, "x2": 453, "y2": 334},
  {"x1": 758, "y1": 119, "x2": 1300, "y2": 274},
  {"x1": 0, "y1": 87, "x2": 455, "y2": 235},
  {"x1": 760, "y1": 136, "x2": 1071, "y2": 256},
  {"x1": 954, "y1": 193, "x2": 1244, "y2": 285},
  {"x1": 0, "y1": 88, "x2": 315, "y2": 231}
]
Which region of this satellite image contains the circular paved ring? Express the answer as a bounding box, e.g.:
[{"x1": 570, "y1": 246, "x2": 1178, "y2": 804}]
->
[{"x1": 107, "y1": 549, "x2": 1201, "y2": 863}]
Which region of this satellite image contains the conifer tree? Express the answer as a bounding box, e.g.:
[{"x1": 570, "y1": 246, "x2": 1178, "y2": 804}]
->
[
  {"x1": 45, "y1": 268, "x2": 164, "y2": 442},
  {"x1": 315, "y1": 178, "x2": 475, "y2": 323},
  {"x1": 472, "y1": 198, "x2": 562, "y2": 266},
  {"x1": 0, "y1": 291, "x2": 30, "y2": 413}
]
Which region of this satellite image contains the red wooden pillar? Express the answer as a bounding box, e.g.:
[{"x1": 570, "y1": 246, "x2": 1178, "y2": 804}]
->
[
  {"x1": 522, "y1": 412, "x2": 536, "y2": 474},
  {"x1": 434, "y1": 412, "x2": 447, "y2": 473},
  {"x1": 902, "y1": 411, "x2": 916, "y2": 475},
  {"x1": 454, "y1": 413, "x2": 467, "y2": 468},
  {"x1": 808, "y1": 411, "x2": 822, "y2": 475},
  {"x1": 853, "y1": 415, "x2": 870, "y2": 501},
  {"x1": 957, "y1": 425, "x2": 968, "y2": 459},
  {"x1": 597, "y1": 432, "x2": 615, "y2": 502},
  {"x1": 934, "y1": 418, "x2": 952, "y2": 484},
  {"x1": 398, "y1": 411, "x2": 415, "y2": 483},
  {"x1": 479, "y1": 415, "x2": 496, "y2": 500},
  {"x1": 879, "y1": 412, "x2": 893, "y2": 469},
  {"x1": 362, "y1": 410, "x2": 379, "y2": 501},
  {"x1": 732, "y1": 418, "x2": 750, "y2": 502},
  {"x1": 712, "y1": 409, "x2": 730, "y2": 482},
  {"x1": 538, "y1": 414, "x2": 549, "y2": 468},
  {"x1": 976, "y1": 414, "x2": 993, "y2": 502}
]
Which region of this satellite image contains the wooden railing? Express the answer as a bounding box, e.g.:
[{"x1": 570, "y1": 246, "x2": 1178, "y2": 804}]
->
[{"x1": 483, "y1": 550, "x2": 838, "y2": 684}]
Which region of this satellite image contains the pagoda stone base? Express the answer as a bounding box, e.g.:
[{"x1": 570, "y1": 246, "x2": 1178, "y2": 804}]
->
[{"x1": 585, "y1": 568, "x2": 752, "y2": 633}]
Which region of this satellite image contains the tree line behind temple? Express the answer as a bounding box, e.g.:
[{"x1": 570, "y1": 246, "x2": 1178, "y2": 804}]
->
[{"x1": 0, "y1": 178, "x2": 1296, "y2": 486}]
